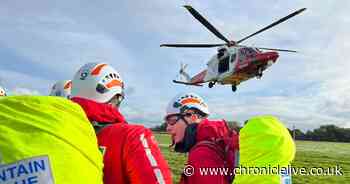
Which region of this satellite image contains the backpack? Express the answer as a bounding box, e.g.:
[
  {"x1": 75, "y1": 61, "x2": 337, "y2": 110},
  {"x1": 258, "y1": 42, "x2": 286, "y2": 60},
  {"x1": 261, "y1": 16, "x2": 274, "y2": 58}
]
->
[
  {"x1": 191, "y1": 120, "x2": 239, "y2": 183},
  {"x1": 0, "y1": 96, "x2": 104, "y2": 184}
]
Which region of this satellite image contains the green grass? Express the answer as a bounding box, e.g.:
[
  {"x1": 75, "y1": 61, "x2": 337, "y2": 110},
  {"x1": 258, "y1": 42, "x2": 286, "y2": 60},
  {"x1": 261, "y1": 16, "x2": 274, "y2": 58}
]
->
[
  {"x1": 155, "y1": 133, "x2": 187, "y2": 182},
  {"x1": 154, "y1": 133, "x2": 350, "y2": 183},
  {"x1": 292, "y1": 141, "x2": 350, "y2": 184}
]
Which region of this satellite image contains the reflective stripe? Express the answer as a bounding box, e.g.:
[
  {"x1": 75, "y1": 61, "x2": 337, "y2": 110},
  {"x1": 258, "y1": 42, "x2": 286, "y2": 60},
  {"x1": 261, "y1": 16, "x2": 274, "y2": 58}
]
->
[
  {"x1": 154, "y1": 168, "x2": 166, "y2": 184},
  {"x1": 140, "y1": 133, "x2": 149, "y2": 148},
  {"x1": 145, "y1": 148, "x2": 157, "y2": 167},
  {"x1": 139, "y1": 133, "x2": 166, "y2": 184}
]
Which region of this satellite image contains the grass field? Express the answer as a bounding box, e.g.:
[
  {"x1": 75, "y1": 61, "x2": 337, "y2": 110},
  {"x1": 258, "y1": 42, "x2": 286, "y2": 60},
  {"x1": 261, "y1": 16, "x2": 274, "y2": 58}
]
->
[{"x1": 154, "y1": 133, "x2": 350, "y2": 183}]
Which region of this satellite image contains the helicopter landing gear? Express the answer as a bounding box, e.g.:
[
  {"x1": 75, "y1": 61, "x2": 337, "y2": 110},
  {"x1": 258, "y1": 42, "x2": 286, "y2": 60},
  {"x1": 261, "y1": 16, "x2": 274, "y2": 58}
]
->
[
  {"x1": 257, "y1": 67, "x2": 263, "y2": 79},
  {"x1": 257, "y1": 73, "x2": 263, "y2": 79},
  {"x1": 231, "y1": 85, "x2": 237, "y2": 92},
  {"x1": 208, "y1": 81, "x2": 216, "y2": 88}
]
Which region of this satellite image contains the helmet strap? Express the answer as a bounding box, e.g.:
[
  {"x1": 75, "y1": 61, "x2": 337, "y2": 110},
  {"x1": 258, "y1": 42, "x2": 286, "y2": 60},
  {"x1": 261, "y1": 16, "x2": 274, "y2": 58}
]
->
[
  {"x1": 108, "y1": 94, "x2": 124, "y2": 108},
  {"x1": 180, "y1": 115, "x2": 190, "y2": 125}
]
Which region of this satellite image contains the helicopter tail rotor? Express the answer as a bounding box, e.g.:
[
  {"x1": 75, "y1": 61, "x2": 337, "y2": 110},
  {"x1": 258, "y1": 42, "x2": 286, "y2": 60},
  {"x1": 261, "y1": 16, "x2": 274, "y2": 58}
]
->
[{"x1": 177, "y1": 63, "x2": 191, "y2": 82}]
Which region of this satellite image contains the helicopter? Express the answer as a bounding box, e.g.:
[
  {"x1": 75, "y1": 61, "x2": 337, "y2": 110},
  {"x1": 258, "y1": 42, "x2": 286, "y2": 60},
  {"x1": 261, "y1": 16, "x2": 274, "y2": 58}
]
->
[{"x1": 161, "y1": 5, "x2": 306, "y2": 92}]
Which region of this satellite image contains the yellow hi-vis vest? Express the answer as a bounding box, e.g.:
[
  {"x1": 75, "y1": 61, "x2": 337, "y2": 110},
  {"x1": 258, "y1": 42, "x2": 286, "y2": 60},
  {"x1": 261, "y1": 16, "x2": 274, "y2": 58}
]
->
[
  {"x1": 0, "y1": 96, "x2": 103, "y2": 184},
  {"x1": 234, "y1": 115, "x2": 295, "y2": 184}
]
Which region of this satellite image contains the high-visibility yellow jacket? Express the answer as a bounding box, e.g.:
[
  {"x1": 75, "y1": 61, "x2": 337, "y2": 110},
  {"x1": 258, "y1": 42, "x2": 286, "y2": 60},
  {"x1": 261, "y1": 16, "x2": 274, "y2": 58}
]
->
[
  {"x1": 234, "y1": 115, "x2": 295, "y2": 184},
  {"x1": 0, "y1": 96, "x2": 103, "y2": 184}
]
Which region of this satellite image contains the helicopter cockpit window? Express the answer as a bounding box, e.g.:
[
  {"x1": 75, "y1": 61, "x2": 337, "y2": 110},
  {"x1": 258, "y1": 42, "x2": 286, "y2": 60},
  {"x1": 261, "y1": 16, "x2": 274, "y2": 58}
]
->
[
  {"x1": 238, "y1": 48, "x2": 257, "y2": 62},
  {"x1": 218, "y1": 55, "x2": 230, "y2": 74},
  {"x1": 238, "y1": 48, "x2": 247, "y2": 62},
  {"x1": 246, "y1": 48, "x2": 257, "y2": 56}
]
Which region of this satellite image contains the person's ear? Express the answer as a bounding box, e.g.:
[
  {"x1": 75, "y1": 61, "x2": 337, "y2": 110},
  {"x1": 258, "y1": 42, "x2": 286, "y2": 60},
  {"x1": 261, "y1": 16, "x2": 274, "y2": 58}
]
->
[{"x1": 190, "y1": 114, "x2": 197, "y2": 122}]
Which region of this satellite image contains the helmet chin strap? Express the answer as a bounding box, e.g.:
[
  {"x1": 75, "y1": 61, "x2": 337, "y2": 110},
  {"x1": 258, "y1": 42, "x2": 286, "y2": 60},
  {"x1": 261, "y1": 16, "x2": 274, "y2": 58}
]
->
[
  {"x1": 181, "y1": 116, "x2": 190, "y2": 125},
  {"x1": 107, "y1": 94, "x2": 124, "y2": 108}
]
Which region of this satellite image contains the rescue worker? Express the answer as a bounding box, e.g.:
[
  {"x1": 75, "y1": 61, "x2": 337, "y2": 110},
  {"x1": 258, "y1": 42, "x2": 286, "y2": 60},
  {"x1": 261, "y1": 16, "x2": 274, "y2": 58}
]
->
[
  {"x1": 164, "y1": 92, "x2": 239, "y2": 184},
  {"x1": 234, "y1": 115, "x2": 295, "y2": 184},
  {"x1": 0, "y1": 86, "x2": 7, "y2": 96},
  {"x1": 49, "y1": 80, "x2": 72, "y2": 98},
  {"x1": 70, "y1": 62, "x2": 172, "y2": 184},
  {"x1": 0, "y1": 96, "x2": 104, "y2": 184}
]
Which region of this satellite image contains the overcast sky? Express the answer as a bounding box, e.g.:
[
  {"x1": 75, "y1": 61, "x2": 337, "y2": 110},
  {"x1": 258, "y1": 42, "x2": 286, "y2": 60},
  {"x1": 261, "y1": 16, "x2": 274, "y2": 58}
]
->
[{"x1": 0, "y1": 0, "x2": 349, "y2": 130}]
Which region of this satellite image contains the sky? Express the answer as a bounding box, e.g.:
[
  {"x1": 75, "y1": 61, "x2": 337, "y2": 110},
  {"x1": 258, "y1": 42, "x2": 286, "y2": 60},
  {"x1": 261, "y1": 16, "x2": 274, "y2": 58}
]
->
[{"x1": 0, "y1": 0, "x2": 349, "y2": 131}]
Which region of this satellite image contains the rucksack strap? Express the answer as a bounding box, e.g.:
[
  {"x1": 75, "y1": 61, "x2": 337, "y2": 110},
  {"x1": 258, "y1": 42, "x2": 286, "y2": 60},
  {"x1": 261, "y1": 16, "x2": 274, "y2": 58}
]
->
[{"x1": 192, "y1": 140, "x2": 226, "y2": 160}]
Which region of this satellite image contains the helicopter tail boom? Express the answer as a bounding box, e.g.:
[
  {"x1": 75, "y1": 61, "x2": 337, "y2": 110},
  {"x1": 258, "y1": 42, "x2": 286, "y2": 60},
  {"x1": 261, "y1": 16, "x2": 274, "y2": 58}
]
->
[{"x1": 173, "y1": 64, "x2": 205, "y2": 86}]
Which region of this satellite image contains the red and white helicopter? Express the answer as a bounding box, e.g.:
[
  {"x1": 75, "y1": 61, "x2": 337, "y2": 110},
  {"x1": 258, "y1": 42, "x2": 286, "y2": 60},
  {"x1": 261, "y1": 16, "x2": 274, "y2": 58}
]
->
[{"x1": 161, "y1": 5, "x2": 306, "y2": 92}]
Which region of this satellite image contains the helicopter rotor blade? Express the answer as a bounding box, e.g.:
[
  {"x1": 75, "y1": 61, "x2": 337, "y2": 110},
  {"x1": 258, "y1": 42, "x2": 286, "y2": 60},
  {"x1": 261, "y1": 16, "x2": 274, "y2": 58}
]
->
[
  {"x1": 255, "y1": 47, "x2": 297, "y2": 53},
  {"x1": 184, "y1": 5, "x2": 231, "y2": 44},
  {"x1": 236, "y1": 8, "x2": 306, "y2": 44},
  {"x1": 160, "y1": 43, "x2": 225, "y2": 48}
]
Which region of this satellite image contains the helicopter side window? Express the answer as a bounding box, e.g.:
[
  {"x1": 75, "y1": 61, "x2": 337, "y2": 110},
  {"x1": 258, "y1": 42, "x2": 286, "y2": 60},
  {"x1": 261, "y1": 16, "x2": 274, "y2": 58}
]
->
[
  {"x1": 230, "y1": 53, "x2": 236, "y2": 63},
  {"x1": 218, "y1": 55, "x2": 230, "y2": 73}
]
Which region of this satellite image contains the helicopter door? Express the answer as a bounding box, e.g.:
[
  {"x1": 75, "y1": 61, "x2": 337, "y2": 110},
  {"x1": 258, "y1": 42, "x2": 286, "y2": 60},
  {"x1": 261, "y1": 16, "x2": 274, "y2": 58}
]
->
[{"x1": 218, "y1": 55, "x2": 230, "y2": 74}]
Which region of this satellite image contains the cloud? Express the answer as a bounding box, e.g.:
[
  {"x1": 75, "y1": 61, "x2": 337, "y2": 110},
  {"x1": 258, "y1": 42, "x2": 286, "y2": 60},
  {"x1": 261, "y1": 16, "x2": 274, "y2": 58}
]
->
[
  {"x1": 11, "y1": 88, "x2": 41, "y2": 96},
  {"x1": 0, "y1": 69, "x2": 52, "y2": 94}
]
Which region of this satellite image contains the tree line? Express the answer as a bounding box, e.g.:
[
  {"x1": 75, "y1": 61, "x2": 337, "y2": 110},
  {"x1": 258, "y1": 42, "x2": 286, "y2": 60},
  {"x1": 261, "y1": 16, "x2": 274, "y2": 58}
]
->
[
  {"x1": 288, "y1": 125, "x2": 350, "y2": 142},
  {"x1": 152, "y1": 122, "x2": 350, "y2": 143}
]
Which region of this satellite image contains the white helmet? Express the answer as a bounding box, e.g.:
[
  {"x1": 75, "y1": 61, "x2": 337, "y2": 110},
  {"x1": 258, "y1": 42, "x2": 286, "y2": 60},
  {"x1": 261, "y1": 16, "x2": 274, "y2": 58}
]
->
[
  {"x1": 0, "y1": 86, "x2": 6, "y2": 96},
  {"x1": 165, "y1": 92, "x2": 209, "y2": 118},
  {"x1": 49, "y1": 80, "x2": 72, "y2": 98},
  {"x1": 71, "y1": 63, "x2": 124, "y2": 103}
]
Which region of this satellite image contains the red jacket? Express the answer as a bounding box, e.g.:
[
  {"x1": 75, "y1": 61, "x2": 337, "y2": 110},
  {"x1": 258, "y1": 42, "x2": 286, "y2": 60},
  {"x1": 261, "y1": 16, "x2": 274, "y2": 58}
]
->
[
  {"x1": 72, "y1": 97, "x2": 172, "y2": 184},
  {"x1": 180, "y1": 119, "x2": 239, "y2": 184}
]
